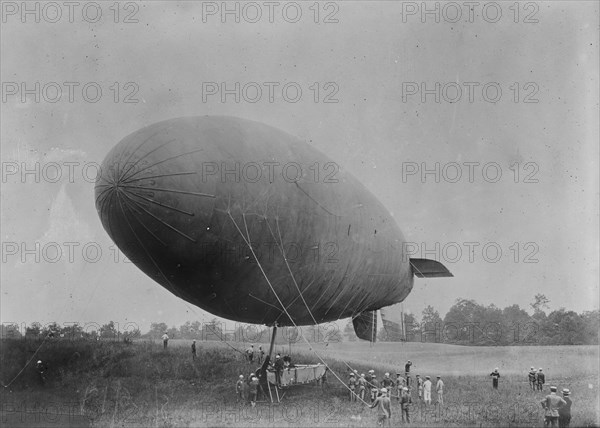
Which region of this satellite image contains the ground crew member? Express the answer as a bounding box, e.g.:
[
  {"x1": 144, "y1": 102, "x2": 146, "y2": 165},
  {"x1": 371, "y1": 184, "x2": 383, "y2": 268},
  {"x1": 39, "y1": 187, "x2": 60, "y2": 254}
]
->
[
  {"x1": 528, "y1": 367, "x2": 537, "y2": 390},
  {"x1": 423, "y1": 376, "x2": 432, "y2": 404},
  {"x1": 191, "y1": 340, "x2": 197, "y2": 360},
  {"x1": 162, "y1": 332, "x2": 169, "y2": 349},
  {"x1": 249, "y1": 376, "x2": 259, "y2": 407},
  {"x1": 541, "y1": 386, "x2": 566, "y2": 427},
  {"x1": 246, "y1": 345, "x2": 254, "y2": 363},
  {"x1": 400, "y1": 386, "x2": 411, "y2": 423},
  {"x1": 436, "y1": 375, "x2": 444, "y2": 405},
  {"x1": 274, "y1": 354, "x2": 284, "y2": 386},
  {"x1": 365, "y1": 370, "x2": 373, "y2": 385},
  {"x1": 558, "y1": 389, "x2": 572, "y2": 428},
  {"x1": 490, "y1": 368, "x2": 500, "y2": 389},
  {"x1": 416, "y1": 374, "x2": 423, "y2": 400},
  {"x1": 348, "y1": 373, "x2": 357, "y2": 401},
  {"x1": 394, "y1": 373, "x2": 404, "y2": 401},
  {"x1": 236, "y1": 375, "x2": 245, "y2": 402},
  {"x1": 257, "y1": 345, "x2": 264, "y2": 364},
  {"x1": 382, "y1": 373, "x2": 394, "y2": 397},
  {"x1": 370, "y1": 375, "x2": 380, "y2": 402},
  {"x1": 36, "y1": 360, "x2": 48, "y2": 385},
  {"x1": 405, "y1": 360, "x2": 412, "y2": 388},
  {"x1": 537, "y1": 368, "x2": 546, "y2": 391},
  {"x1": 370, "y1": 387, "x2": 392, "y2": 427},
  {"x1": 358, "y1": 373, "x2": 367, "y2": 401}
]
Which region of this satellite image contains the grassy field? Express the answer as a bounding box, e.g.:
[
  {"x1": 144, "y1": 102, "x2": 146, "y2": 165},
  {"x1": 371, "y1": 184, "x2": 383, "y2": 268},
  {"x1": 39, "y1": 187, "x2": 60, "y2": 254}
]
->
[{"x1": 1, "y1": 338, "x2": 598, "y2": 427}]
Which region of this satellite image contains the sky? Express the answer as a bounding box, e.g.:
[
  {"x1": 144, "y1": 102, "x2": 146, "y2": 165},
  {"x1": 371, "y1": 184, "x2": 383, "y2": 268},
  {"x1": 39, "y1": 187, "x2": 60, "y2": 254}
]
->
[{"x1": 1, "y1": 1, "x2": 598, "y2": 334}]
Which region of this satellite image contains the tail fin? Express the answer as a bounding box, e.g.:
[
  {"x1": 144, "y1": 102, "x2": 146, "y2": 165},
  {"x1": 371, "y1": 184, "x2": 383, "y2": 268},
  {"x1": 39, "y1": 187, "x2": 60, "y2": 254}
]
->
[
  {"x1": 352, "y1": 310, "x2": 377, "y2": 342},
  {"x1": 410, "y1": 258, "x2": 453, "y2": 278}
]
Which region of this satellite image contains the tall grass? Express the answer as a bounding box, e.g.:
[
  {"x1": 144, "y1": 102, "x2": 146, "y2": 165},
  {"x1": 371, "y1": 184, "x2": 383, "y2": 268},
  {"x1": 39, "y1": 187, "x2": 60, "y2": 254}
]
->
[{"x1": 1, "y1": 338, "x2": 598, "y2": 427}]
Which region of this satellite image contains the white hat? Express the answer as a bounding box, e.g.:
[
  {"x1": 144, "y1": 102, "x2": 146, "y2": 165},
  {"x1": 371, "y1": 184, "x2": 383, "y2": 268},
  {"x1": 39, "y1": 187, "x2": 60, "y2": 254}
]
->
[
  {"x1": 385, "y1": 372, "x2": 390, "y2": 376},
  {"x1": 239, "y1": 375, "x2": 244, "y2": 379},
  {"x1": 539, "y1": 368, "x2": 543, "y2": 371},
  {"x1": 361, "y1": 373, "x2": 365, "y2": 377},
  {"x1": 252, "y1": 377, "x2": 258, "y2": 381},
  {"x1": 380, "y1": 388, "x2": 387, "y2": 393},
  {"x1": 562, "y1": 388, "x2": 570, "y2": 395},
  {"x1": 369, "y1": 370, "x2": 374, "y2": 373},
  {"x1": 403, "y1": 387, "x2": 409, "y2": 391},
  {"x1": 37, "y1": 360, "x2": 42, "y2": 364}
]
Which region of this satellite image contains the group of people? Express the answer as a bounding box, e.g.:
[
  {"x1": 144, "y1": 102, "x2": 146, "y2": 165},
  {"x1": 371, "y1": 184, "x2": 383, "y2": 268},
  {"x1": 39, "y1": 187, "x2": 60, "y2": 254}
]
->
[
  {"x1": 235, "y1": 373, "x2": 261, "y2": 407},
  {"x1": 245, "y1": 344, "x2": 265, "y2": 364},
  {"x1": 528, "y1": 367, "x2": 546, "y2": 390}
]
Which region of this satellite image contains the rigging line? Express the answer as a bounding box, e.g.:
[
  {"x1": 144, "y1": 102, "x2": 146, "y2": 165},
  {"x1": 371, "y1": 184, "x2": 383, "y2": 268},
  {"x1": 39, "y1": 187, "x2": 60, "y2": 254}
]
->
[
  {"x1": 261, "y1": 215, "x2": 318, "y2": 326},
  {"x1": 120, "y1": 197, "x2": 167, "y2": 247},
  {"x1": 248, "y1": 293, "x2": 282, "y2": 311},
  {"x1": 124, "y1": 171, "x2": 198, "y2": 183},
  {"x1": 119, "y1": 191, "x2": 197, "y2": 243},
  {"x1": 122, "y1": 148, "x2": 205, "y2": 183},
  {"x1": 120, "y1": 138, "x2": 178, "y2": 183},
  {"x1": 120, "y1": 185, "x2": 215, "y2": 199},
  {"x1": 126, "y1": 190, "x2": 196, "y2": 217},
  {"x1": 118, "y1": 128, "x2": 167, "y2": 179},
  {"x1": 226, "y1": 210, "x2": 371, "y2": 407}
]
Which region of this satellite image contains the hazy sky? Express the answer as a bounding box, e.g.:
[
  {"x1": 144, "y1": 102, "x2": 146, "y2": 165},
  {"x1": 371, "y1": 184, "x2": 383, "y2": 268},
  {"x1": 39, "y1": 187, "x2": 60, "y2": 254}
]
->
[{"x1": 1, "y1": 1, "x2": 598, "y2": 333}]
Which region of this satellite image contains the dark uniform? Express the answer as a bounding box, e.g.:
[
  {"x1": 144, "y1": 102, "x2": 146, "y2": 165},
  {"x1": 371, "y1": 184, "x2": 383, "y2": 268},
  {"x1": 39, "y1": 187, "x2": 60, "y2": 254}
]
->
[
  {"x1": 528, "y1": 368, "x2": 537, "y2": 390},
  {"x1": 400, "y1": 388, "x2": 412, "y2": 423},
  {"x1": 274, "y1": 355, "x2": 284, "y2": 385},
  {"x1": 191, "y1": 341, "x2": 197, "y2": 360},
  {"x1": 536, "y1": 370, "x2": 546, "y2": 391},
  {"x1": 490, "y1": 369, "x2": 500, "y2": 389},
  {"x1": 558, "y1": 390, "x2": 572, "y2": 428}
]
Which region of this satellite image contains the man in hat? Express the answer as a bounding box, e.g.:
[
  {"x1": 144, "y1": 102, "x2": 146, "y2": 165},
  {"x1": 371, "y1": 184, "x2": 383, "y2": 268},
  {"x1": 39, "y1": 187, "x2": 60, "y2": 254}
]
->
[
  {"x1": 162, "y1": 332, "x2": 169, "y2": 349},
  {"x1": 365, "y1": 369, "x2": 374, "y2": 386},
  {"x1": 423, "y1": 376, "x2": 432, "y2": 405},
  {"x1": 236, "y1": 375, "x2": 245, "y2": 402},
  {"x1": 536, "y1": 368, "x2": 546, "y2": 391},
  {"x1": 382, "y1": 372, "x2": 395, "y2": 396},
  {"x1": 273, "y1": 354, "x2": 284, "y2": 386},
  {"x1": 489, "y1": 368, "x2": 500, "y2": 389},
  {"x1": 400, "y1": 386, "x2": 411, "y2": 423},
  {"x1": 436, "y1": 376, "x2": 444, "y2": 405},
  {"x1": 358, "y1": 373, "x2": 367, "y2": 401},
  {"x1": 348, "y1": 373, "x2": 357, "y2": 401},
  {"x1": 36, "y1": 360, "x2": 48, "y2": 385},
  {"x1": 246, "y1": 344, "x2": 254, "y2": 363},
  {"x1": 416, "y1": 374, "x2": 423, "y2": 401},
  {"x1": 370, "y1": 374, "x2": 380, "y2": 402},
  {"x1": 528, "y1": 367, "x2": 537, "y2": 390},
  {"x1": 257, "y1": 345, "x2": 264, "y2": 364},
  {"x1": 405, "y1": 360, "x2": 412, "y2": 388},
  {"x1": 191, "y1": 340, "x2": 197, "y2": 360},
  {"x1": 541, "y1": 386, "x2": 566, "y2": 427},
  {"x1": 370, "y1": 387, "x2": 392, "y2": 427},
  {"x1": 394, "y1": 373, "x2": 404, "y2": 401},
  {"x1": 558, "y1": 389, "x2": 572, "y2": 428},
  {"x1": 249, "y1": 376, "x2": 259, "y2": 407}
]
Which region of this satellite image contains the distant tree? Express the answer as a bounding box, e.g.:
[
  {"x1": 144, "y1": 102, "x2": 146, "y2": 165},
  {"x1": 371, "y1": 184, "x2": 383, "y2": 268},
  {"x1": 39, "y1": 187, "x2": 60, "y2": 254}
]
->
[
  {"x1": 404, "y1": 313, "x2": 420, "y2": 342},
  {"x1": 501, "y1": 304, "x2": 533, "y2": 345},
  {"x1": 149, "y1": 322, "x2": 169, "y2": 339},
  {"x1": 344, "y1": 320, "x2": 356, "y2": 341},
  {"x1": 420, "y1": 305, "x2": 443, "y2": 342},
  {"x1": 581, "y1": 310, "x2": 600, "y2": 345},
  {"x1": 25, "y1": 322, "x2": 42, "y2": 338},
  {"x1": 100, "y1": 321, "x2": 119, "y2": 339}
]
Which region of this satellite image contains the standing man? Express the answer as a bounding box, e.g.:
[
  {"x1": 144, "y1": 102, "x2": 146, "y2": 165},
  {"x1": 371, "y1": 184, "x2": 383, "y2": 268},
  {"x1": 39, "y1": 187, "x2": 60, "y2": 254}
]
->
[
  {"x1": 348, "y1": 373, "x2": 357, "y2": 402},
  {"x1": 370, "y1": 387, "x2": 392, "y2": 427},
  {"x1": 490, "y1": 368, "x2": 500, "y2": 389},
  {"x1": 358, "y1": 373, "x2": 367, "y2": 401},
  {"x1": 436, "y1": 376, "x2": 444, "y2": 405},
  {"x1": 423, "y1": 376, "x2": 432, "y2": 405},
  {"x1": 370, "y1": 375, "x2": 380, "y2": 403},
  {"x1": 191, "y1": 340, "x2": 197, "y2": 360},
  {"x1": 382, "y1": 373, "x2": 394, "y2": 397},
  {"x1": 404, "y1": 360, "x2": 412, "y2": 388},
  {"x1": 416, "y1": 374, "x2": 424, "y2": 401},
  {"x1": 395, "y1": 373, "x2": 405, "y2": 401},
  {"x1": 528, "y1": 367, "x2": 537, "y2": 391},
  {"x1": 162, "y1": 332, "x2": 169, "y2": 349},
  {"x1": 274, "y1": 354, "x2": 284, "y2": 386},
  {"x1": 541, "y1": 386, "x2": 566, "y2": 427},
  {"x1": 537, "y1": 368, "x2": 546, "y2": 391},
  {"x1": 257, "y1": 345, "x2": 264, "y2": 364},
  {"x1": 246, "y1": 345, "x2": 254, "y2": 363},
  {"x1": 249, "y1": 376, "x2": 259, "y2": 407},
  {"x1": 558, "y1": 389, "x2": 572, "y2": 428},
  {"x1": 400, "y1": 387, "x2": 411, "y2": 423},
  {"x1": 236, "y1": 375, "x2": 245, "y2": 402}
]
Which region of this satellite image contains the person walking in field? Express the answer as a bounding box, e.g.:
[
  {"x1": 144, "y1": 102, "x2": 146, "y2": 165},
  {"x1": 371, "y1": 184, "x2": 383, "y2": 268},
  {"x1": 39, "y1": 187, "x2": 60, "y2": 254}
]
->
[
  {"x1": 246, "y1": 345, "x2": 254, "y2": 363},
  {"x1": 358, "y1": 373, "x2": 367, "y2": 401},
  {"x1": 489, "y1": 368, "x2": 500, "y2": 389},
  {"x1": 191, "y1": 340, "x2": 197, "y2": 360},
  {"x1": 537, "y1": 368, "x2": 546, "y2": 391},
  {"x1": 404, "y1": 360, "x2": 412, "y2": 388},
  {"x1": 541, "y1": 386, "x2": 566, "y2": 427},
  {"x1": 558, "y1": 389, "x2": 572, "y2": 428},
  {"x1": 416, "y1": 374, "x2": 423, "y2": 401},
  {"x1": 236, "y1": 375, "x2": 245, "y2": 402},
  {"x1": 370, "y1": 387, "x2": 392, "y2": 427},
  {"x1": 257, "y1": 345, "x2": 264, "y2": 364},
  {"x1": 528, "y1": 367, "x2": 537, "y2": 390},
  {"x1": 400, "y1": 386, "x2": 411, "y2": 423},
  {"x1": 423, "y1": 376, "x2": 432, "y2": 405},
  {"x1": 436, "y1": 375, "x2": 444, "y2": 405},
  {"x1": 162, "y1": 332, "x2": 169, "y2": 349}
]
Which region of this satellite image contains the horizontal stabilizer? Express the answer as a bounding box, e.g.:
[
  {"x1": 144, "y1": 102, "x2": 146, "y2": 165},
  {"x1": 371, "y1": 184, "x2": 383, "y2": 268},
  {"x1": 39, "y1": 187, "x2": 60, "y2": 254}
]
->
[
  {"x1": 410, "y1": 258, "x2": 453, "y2": 278},
  {"x1": 353, "y1": 311, "x2": 377, "y2": 342}
]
